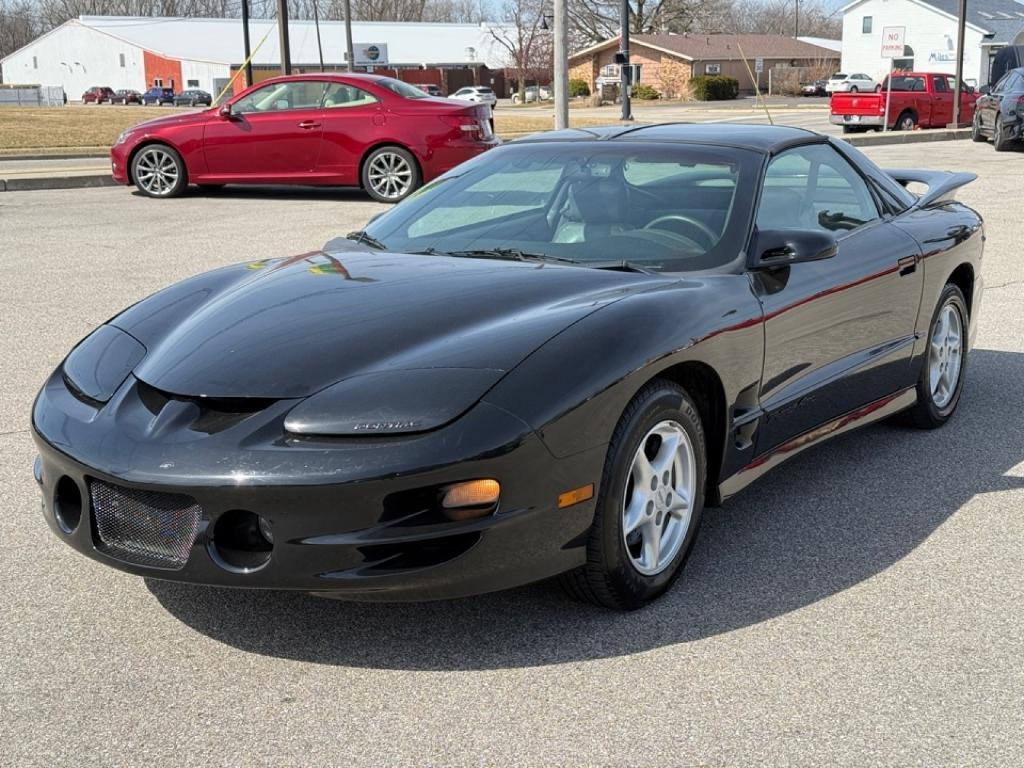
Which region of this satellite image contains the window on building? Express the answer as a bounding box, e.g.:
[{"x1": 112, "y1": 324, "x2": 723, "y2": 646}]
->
[
  {"x1": 119, "y1": 53, "x2": 125, "y2": 67},
  {"x1": 705, "y1": 63, "x2": 721, "y2": 74},
  {"x1": 862, "y1": 16, "x2": 873, "y2": 33},
  {"x1": 187, "y1": 79, "x2": 199, "y2": 88},
  {"x1": 154, "y1": 78, "x2": 163, "y2": 86}
]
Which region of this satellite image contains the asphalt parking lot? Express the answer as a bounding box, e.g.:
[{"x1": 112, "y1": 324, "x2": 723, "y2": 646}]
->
[{"x1": 1, "y1": 141, "x2": 1022, "y2": 766}]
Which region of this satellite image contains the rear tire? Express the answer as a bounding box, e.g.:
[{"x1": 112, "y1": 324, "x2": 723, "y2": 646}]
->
[
  {"x1": 361, "y1": 146, "x2": 420, "y2": 203},
  {"x1": 904, "y1": 284, "x2": 968, "y2": 429},
  {"x1": 993, "y1": 115, "x2": 1013, "y2": 151},
  {"x1": 897, "y1": 110, "x2": 917, "y2": 131},
  {"x1": 559, "y1": 380, "x2": 706, "y2": 610},
  {"x1": 850, "y1": 86, "x2": 859, "y2": 93},
  {"x1": 972, "y1": 112, "x2": 987, "y2": 142}
]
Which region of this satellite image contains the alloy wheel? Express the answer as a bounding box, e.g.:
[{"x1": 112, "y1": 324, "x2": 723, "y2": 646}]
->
[
  {"x1": 366, "y1": 151, "x2": 413, "y2": 201},
  {"x1": 928, "y1": 303, "x2": 963, "y2": 409},
  {"x1": 134, "y1": 147, "x2": 180, "y2": 196},
  {"x1": 621, "y1": 420, "x2": 696, "y2": 576}
]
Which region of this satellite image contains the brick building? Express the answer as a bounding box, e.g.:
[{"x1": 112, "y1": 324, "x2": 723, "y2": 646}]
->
[{"x1": 569, "y1": 34, "x2": 840, "y2": 97}]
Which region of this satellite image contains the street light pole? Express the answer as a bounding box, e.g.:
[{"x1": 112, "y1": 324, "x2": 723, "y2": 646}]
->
[
  {"x1": 276, "y1": 0, "x2": 291, "y2": 75},
  {"x1": 344, "y1": 0, "x2": 356, "y2": 73},
  {"x1": 553, "y1": 0, "x2": 569, "y2": 129},
  {"x1": 620, "y1": 0, "x2": 632, "y2": 120},
  {"x1": 241, "y1": 0, "x2": 253, "y2": 86},
  {"x1": 952, "y1": 0, "x2": 967, "y2": 126}
]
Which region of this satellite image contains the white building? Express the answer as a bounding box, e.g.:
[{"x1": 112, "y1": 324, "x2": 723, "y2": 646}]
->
[
  {"x1": 840, "y1": 0, "x2": 1024, "y2": 86},
  {"x1": 1, "y1": 16, "x2": 513, "y2": 100}
]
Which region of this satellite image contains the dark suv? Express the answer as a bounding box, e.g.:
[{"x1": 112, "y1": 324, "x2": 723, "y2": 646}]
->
[
  {"x1": 82, "y1": 86, "x2": 115, "y2": 104},
  {"x1": 973, "y1": 66, "x2": 1024, "y2": 150},
  {"x1": 173, "y1": 89, "x2": 213, "y2": 107},
  {"x1": 142, "y1": 87, "x2": 176, "y2": 106}
]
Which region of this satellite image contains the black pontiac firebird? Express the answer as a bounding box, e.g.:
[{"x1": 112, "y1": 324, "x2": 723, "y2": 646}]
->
[{"x1": 32, "y1": 124, "x2": 983, "y2": 609}]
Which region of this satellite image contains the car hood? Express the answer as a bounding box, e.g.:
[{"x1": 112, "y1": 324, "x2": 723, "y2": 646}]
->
[
  {"x1": 127, "y1": 110, "x2": 210, "y2": 133},
  {"x1": 112, "y1": 249, "x2": 661, "y2": 399}
]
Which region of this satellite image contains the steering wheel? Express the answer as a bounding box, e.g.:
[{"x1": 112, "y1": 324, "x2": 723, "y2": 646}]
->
[{"x1": 643, "y1": 214, "x2": 718, "y2": 250}]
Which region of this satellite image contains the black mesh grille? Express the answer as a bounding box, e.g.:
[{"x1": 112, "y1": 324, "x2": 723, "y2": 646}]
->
[{"x1": 89, "y1": 480, "x2": 202, "y2": 569}]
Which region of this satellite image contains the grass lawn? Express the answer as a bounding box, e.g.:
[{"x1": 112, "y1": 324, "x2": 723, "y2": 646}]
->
[{"x1": 0, "y1": 105, "x2": 634, "y2": 153}]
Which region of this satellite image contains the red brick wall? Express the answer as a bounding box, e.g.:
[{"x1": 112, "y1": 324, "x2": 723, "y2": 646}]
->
[{"x1": 143, "y1": 51, "x2": 182, "y2": 91}]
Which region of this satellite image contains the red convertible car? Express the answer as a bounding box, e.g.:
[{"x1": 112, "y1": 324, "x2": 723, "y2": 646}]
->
[{"x1": 111, "y1": 74, "x2": 498, "y2": 202}]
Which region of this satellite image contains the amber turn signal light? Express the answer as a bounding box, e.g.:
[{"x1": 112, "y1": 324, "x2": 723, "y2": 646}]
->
[
  {"x1": 442, "y1": 479, "x2": 500, "y2": 520},
  {"x1": 558, "y1": 484, "x2": 594, "y2": 509}
]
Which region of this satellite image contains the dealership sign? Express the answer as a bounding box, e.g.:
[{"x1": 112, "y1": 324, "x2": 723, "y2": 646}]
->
[
  {"x1": 880, "y1": 27, "x2": 906, "y2": 59},
  {"x1": 349, "y1": 43, "x2": 389, "y2": 67}
]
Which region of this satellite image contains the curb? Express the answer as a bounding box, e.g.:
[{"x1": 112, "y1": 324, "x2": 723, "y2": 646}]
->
[
  {"x1": 844, "y1": 128, "x2": 973, "y2": 146},
  {"x1": 0, "y1": 174, "x2": 118, "y2": 192},
  {"x1": 0, "y1": 150, "x2": 109, "y2": 162}
]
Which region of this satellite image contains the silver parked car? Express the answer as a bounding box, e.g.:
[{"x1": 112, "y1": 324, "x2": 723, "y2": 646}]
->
[
  {"x1": 450, "y1": 86, "x2": 497, "y2": 108},
  {"x1": 511, "y1": 85, "x2": 552, "y2": 104},
  {"x1": 826, "y1": 72, "x2": 878, "y2": 93}
]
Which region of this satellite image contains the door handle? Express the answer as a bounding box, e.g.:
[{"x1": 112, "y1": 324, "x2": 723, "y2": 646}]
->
[
  {"x1": 897, "y1": 256, "x2": 918, "y2": 276},
  {"x1": 298, "y1": 121, "x2": 322, "y2": 129}
]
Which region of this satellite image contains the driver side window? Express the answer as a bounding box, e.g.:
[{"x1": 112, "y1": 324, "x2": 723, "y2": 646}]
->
[
  {"x1": 233, "y1": 80, "x2": 327, "y2": 114},
  {"x1": 757, "y1": 144, "x2": 880, "y2": 234}
]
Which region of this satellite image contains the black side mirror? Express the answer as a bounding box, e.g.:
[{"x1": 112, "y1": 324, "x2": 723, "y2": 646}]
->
[
  {"x1": 749, "y1": 228, "x2": 838, "y2": 269},
  {"x1": 979, "y1": 84, "x2": 992, "y2": 95}
]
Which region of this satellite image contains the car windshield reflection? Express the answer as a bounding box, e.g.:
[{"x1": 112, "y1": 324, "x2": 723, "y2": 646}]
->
[{"x1": 362, "y1": 143, "x2": 758, "y2": 273}]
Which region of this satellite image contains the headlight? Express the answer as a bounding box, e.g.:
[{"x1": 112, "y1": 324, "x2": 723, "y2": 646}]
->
[
  {"x1": 284, "y1": 368, "x2": 503, "y2": 436},
  {"x1": 62, "y1": 325, "x2": 146, "y2": 404},
  {"x1": 115, "y1": 130, "x2": 131, "y2": 145}
]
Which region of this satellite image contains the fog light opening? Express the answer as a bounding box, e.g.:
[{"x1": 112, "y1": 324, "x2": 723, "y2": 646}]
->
[
  {"x1": 209, "y1": 510, "x2": 273, "y2": 573},
  {"x1": 53, "y1": 476, "x2": 82, "y2": 533},
  {"x1": 441, "y1": 479, "x2": 500, "y2": 521}
]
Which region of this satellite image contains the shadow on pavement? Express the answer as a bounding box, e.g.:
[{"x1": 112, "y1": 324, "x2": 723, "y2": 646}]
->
[
  {"x1": 130, "y1": 185, "x2": 377, "y2": 203},
  {"x1": 148, "y1": 349, "x2": 1024, "y2": 670}
]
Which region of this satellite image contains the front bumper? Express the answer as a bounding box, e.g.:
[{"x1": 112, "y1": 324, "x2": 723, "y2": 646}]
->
[
  {"x1": 110, "y1": 143, "x2": 130, "y2": 184},
  {"x1": 32, "y1": 369, "x2": 602, "y2": 600}
]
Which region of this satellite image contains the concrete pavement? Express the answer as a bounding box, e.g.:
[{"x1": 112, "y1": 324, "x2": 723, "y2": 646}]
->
[{"x1": 1, "y1": 142, "x2": 1022, "y2": 766}]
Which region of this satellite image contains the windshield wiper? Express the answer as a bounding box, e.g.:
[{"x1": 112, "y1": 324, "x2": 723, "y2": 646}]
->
[
  {"x1": 444, "y1": 248, "x2": 579, "y2": 265},
  {"x1": 345, "y1": 230, "x2": 387, "y2": 250},
  {"x1": 582, "y1": 260, "x2": 654, "y2": 273}
]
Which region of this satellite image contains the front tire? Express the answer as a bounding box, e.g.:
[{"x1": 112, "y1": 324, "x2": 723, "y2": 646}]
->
[
  {"x1": 905, "y1": 284, "x2": 968, "y2": 429},
  {"x1": 131, "y1": 144, "x2": 188, "y2": 198},
  {"x1": 560, "y1": 380, "x2": 706, "y2": 610},
  {"x1": 361, "y1": 146, "x2": 420, "y2": 203},
  {"x1": 850, "y1": 86, "x2": 859, "y2": 93}
]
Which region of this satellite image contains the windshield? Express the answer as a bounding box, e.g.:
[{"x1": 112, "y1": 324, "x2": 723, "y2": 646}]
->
[
  {"x1": 375, "y1": 77, "x2": 429, "y2": 99},
  {"x1": 832, "y1": 73, "x2": 847, "y2": 79},
  {"x1": 361, "y1": 142, "x2": 759, "y2": 272}
]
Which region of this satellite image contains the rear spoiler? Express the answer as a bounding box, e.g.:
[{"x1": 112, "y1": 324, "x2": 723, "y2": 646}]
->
[{"x1": 885, "y1": 168, "x2": 977, "y2": 208}]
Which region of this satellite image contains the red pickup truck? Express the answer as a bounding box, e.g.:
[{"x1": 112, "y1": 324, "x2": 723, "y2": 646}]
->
[{"x1": 830, "y1": 72, "x2": 978, "y2": 133}]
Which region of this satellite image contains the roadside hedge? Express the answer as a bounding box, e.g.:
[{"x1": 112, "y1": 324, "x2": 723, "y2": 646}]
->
[
  {"x1": 690, "y1": 76, "x2": 740, "y2": 101},
  {"x1": 569, "y1": 78, "x2": 591, "y2": 97},
  {"x1": 631, "y1": 83, "x2": 660, "y2": 100}
]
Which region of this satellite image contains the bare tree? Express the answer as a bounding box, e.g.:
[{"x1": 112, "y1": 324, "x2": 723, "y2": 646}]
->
[{"x1": 489, "y1": 0, "x2": 548, "y2": 102}]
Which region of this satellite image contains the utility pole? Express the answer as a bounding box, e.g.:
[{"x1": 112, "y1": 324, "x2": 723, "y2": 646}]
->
[
  {"x1": 277, "y1": 0, "x2": 291, "y2": 75},
  {"x1": 241, "y1": 0, "x2": 253, "y2": 87},
  {"x1": 313, "y1": 0, "x2": 324, "y2": 71},
  {"x1": 620, "y1": 0, "x2": 632, "y2": 120},
  {"x1": 952, "y1": 0, "x2": 967, "y2": 126},
  {"x1": 553, "y1": 0, "x2": 568, "y2": 129},
  {"x1": 795, "y1": 0, "x2": 800, "y2": 38},
  {"x1": 344, "y1": 0, "x2": 356, "y2": 72}
]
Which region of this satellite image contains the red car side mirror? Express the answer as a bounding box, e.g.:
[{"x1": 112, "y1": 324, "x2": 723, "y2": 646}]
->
[{"x1": 218, "y1": 104, "x2": 233, "y2": 118}]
